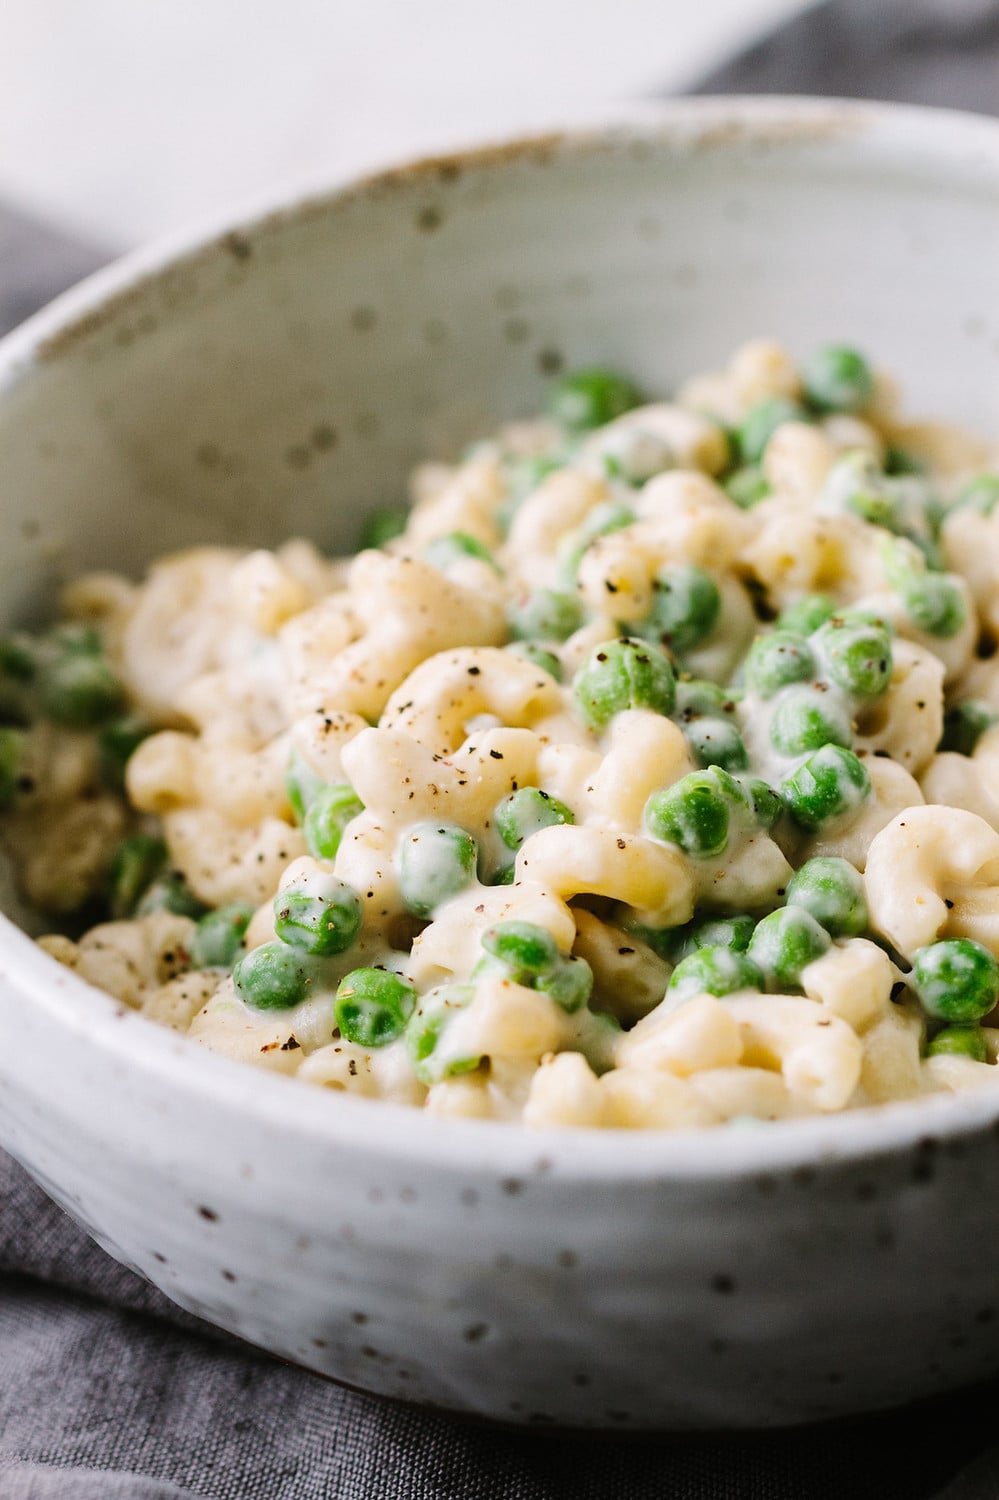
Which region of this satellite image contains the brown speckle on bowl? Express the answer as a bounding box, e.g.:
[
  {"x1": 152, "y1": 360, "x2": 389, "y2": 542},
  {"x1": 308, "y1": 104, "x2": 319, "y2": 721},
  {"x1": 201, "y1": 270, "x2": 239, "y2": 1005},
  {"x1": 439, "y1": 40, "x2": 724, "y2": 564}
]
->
[
  {"x1": 459, "y1": 1187, "x2": 478, "y2": 1208},
  {"x1": 463, "y1": 1323, "x2": 489, "y2": 1344},
  {"x1": 537, "y1": 348, "x2": 563, "y2": 376},
  {"x1": 415, "y1": 206, "x2": 443, "y2": 233},
  {"x1": 285, "y1": 443, "x2": 313, "y2": 470},
  {"x1": 556, "y1": 1250, "x2": 577, "y2": 1270},
  {"x1": 197, "y1": 1205, "x2": 219, "y2": 1223},
  {"x1": 311, "y1": 424, "x2": 338, "y2": 452},
  {"x1": 351, "y1": 1311, "x2": 368, "y2": 1325},
  {"x1": 711, "y1": 1274, "x2": 735, "y2": 1295},
  {"x1": 350, "y1": 305, "x2": 378, "y2": 332},
  {"x1": 221, "y1": 1269, "x2": 237, "y2": 1283},
  {"x1": 504, "y1": 318, "x2": 530, "y2": 344},
  {"x1": 222, "y1": 231, "x2": 253, "y2": 262}
]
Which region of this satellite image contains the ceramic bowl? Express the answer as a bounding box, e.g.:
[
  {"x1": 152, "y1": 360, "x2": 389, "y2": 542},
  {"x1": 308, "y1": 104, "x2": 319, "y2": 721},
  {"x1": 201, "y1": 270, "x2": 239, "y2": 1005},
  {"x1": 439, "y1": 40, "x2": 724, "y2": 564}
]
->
[{"x1": 1, "y1": 97, "x2": 999, "y2": 1431}]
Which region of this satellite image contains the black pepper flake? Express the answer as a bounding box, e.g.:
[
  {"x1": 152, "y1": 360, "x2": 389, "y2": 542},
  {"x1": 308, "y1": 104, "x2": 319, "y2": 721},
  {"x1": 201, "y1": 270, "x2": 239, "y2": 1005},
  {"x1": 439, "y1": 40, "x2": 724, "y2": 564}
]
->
[
  {"x1": 468, "y1": 666, "x2": 481, "y2": 676},
  {"x1": 945, "y1": 899, "x2": 955, "y2": 909},
  {"x1": 616, "y1": 838, "x2": 626, "y2": 850},
  {"x1": 489, "y1": 750, "x2": 503, "y2": 760},
  {"x1": 349, "y1": 1059, "x2": 358, "y2": 1076},
  {"x1": 280, "y1": 1036, "x2": 301, "y2": 1052}
]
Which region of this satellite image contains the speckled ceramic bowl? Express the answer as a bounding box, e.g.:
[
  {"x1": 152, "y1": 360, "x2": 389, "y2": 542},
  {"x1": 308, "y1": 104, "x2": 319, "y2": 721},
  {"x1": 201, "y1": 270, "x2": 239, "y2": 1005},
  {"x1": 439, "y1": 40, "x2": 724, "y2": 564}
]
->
[{"x1": 1, "y1": 97, "x2": 999, "y2": 1431}]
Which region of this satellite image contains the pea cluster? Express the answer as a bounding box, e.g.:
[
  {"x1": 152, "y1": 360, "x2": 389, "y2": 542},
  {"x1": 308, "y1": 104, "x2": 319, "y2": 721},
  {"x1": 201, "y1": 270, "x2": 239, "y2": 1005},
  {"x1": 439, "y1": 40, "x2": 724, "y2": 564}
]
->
[
  {"x1": 16, "y1": 345, "x2": 999, "y2": 1108},
  {"x1": 650, "y1": 855, "x2": 866, "y2": 1008},
  {"x1": 0, "y1": 623, "x2": 144, "y2": 811}
]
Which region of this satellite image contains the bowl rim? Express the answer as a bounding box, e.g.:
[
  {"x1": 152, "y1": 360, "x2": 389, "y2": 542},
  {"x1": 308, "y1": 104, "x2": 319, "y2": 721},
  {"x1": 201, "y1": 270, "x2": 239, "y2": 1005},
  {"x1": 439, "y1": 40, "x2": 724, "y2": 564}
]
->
[{"x1": 4, "y1": 91, "x2": 999, "y2": 1183}]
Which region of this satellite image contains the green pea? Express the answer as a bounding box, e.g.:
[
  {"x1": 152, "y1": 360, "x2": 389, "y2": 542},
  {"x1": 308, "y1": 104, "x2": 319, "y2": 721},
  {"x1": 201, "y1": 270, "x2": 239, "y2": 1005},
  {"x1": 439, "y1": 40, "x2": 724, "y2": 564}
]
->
[
  {"x1": 233, "y1": 941, "x2": 320, "y2": 1011},
  {"x1": 273, "y1": 872, "x2": 362, "y2": 956},
  {"x1": 780, "y1": 744, "x2": 870, "y2": 831},
  {"x1": 901, "y1": 572, "x2": 967, "y2": 639},
  {"x1": 813, "y1": 616, "x2": 893, "y2": 700},
  {"x1": 667, "y1": 945, "x2": 764, "y2": 1005},
  {"x1": 399, "y1": 821, "x2": 478, "y2": 917},
  {"x1": 744, "y1": 631, "x2": 816, "y2": 698},
  {"x1": 0, "y1": 727, "x2": 26, "y2": 807},
  {"x1": 689, "y1": 914, "x2": 757, "y2": 954},
  {"x1": 724, "y1": 464, "x2": 771, "y2": 508},
  {"x1": 285, "y1": 748, "x2": 326, "y2": 824},
  {"x1": 136, "y1": 870, "x2": 208, "y2": 920},
  {"x1": 505, "y1": 641, "x2": 563, "y2": 682},
  {"x1": 884, "y1": 447, "x2": 926, "y2": 478},
  {"x1": 785, "y1": 856, "x2": 867, "y2": 937},
  {"x1": 135, "y1": 870, "x2": 207, "y2": 924},
  {"x1": 674, "y1": 679, "x2": 736, "y2": 719},
  {"x1": 926, "y1": 1026, "x2": 989, "y2": 1063},
  {"x1": 645, "y1": 768, "x2": 745, "y2": 858},
  {"x1": 742, "y1": 776, "x2": 783, "y2": 831},
  {"x1": 508, "y1": 587, "x2": 583, "y2": 642},
  {"x1": 38, "y1": 652, "x2": 123, "y2": 727},
  {"x1": 802, "y1": 344, "x2": 874, "y2": 415},
  {"x1": 910, "y1": 939, "x2": 999, "y2": 1024},
  {"x1": 406, "y1": 983, "x2": 480, "y2": 1085},
  {"x1": 48, "y1": 622, "x2": 102, "y2": 656},
  {"x1": 424, "y1": 532, "x2": 497, "y2": 572},
  {"x1": 573, "y1": 637, "x2": 676, "y2": 731},
  {"x1": 0, "y1": 634, "x2": 37, "y2": 682},
  {"x1": 737, "y1": 397, "x2": 810, "y2": 463},
  {"x1": 939, "y1": 700, "x2": 999, "y2": 757},
  {"x1": 190, "y1": 903, "x2": 255, "y2": 968},
  {"x1": 482, "y1": 920, "x2": 560, "y2": 977},
  {"x1": 747, "y1": 907, "x2": 831, "y2": 991},
  {"x1": 769, "y1": 684, "x2": 853, "y2": 757},
  {"x1": 548, "y1": 368, "x2": 644, "y2": 431},
  {"x1": 685, "y1": 717, "x2": 749, "y2": 772},
  {"x1": 108, "y1": 833, "x2": 168, "y2": 919},
  {"x1": 488, "y1": 862, "x2": 516, "y2": 886},
  {"x1": 494, "y1": 787, "x2": 574, "y2": 851},
  {"x1": 627, "y1": 922, "x2": 691, "y2": 963},
  {"x1": 823, "y1": 452, "x2": 897, "y2": 529},
  {"x1": 335, "y1": 967, "x2": 417, "y2": 1047},
  {"x1": 954, "y1": 473, "x2": 999, "y2": 517},
  {"x1": 98, "y1": 715, "x2": 152, "y2": 788},
  {"x1": 642, "y1": 565, "x2": 721, "y2": 652},
  {"x1": 360, "y1": 506, "x2": 409, "y2": 549},
  {"x1": 777, "y1": 594, "x2": 837, "y2": 636},
  {"x1": 304, "y1": 783, "x2": 364, "y2": 861},
  {"x1": 538, "y1": 954, "x2": 594, "y2": 1013}
]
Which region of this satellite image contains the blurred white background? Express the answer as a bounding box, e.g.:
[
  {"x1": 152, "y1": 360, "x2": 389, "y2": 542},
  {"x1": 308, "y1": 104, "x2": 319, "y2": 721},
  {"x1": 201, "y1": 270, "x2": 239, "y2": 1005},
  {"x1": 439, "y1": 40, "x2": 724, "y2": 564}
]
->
[{"x1": 0, "y1": 0, "x2": 812, "y2": 247}]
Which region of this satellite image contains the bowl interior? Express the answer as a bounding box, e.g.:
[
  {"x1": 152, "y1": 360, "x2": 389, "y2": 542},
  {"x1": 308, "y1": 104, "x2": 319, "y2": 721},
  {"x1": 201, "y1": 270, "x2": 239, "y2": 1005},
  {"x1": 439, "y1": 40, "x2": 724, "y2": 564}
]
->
[{"x1": 0, "y1": 98, "x2": 997, "y2": 635}]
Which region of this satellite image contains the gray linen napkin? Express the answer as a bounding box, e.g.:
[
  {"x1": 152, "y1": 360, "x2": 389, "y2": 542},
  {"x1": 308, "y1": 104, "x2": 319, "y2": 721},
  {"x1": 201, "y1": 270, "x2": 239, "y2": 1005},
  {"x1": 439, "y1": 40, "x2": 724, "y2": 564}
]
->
[
  {"x1": 0, "y1": 1145, "x2": 977, "y2": 1500},
  {"x1": 3, "y1": 3, "x2": 999, "y2": 1491}
]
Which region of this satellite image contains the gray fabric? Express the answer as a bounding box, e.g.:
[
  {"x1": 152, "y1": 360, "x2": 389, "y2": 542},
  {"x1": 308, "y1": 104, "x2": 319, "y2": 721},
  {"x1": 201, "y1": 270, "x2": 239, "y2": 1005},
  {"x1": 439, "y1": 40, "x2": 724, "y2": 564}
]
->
[
  {"x1": 3, "y1": 4, "x2": 999, "y2": 1492},
  {"x1": 0, "y1": 199, "x2": 109, "y2": 337},
  {"x1": 690, "y1": 0, "x2": 999, "y2": 114},
  {"x1": 0, "y1": 1153, "x2": 975, "y2": 1500}
]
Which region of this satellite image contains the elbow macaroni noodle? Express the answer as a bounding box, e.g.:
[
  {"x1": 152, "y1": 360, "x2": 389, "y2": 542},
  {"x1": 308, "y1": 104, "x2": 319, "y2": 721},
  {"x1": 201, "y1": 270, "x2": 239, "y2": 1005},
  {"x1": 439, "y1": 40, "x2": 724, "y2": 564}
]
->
[{"x1": 6, "y1": 337, "x2": 999, "y2": 1129}]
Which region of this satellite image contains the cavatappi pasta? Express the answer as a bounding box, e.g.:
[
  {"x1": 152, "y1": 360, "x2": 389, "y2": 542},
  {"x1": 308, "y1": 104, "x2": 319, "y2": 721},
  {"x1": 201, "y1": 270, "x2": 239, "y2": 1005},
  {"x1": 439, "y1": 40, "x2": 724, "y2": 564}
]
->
[{"x1": 6, "y1": 338, "x2": 999, "y2": 1129}]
